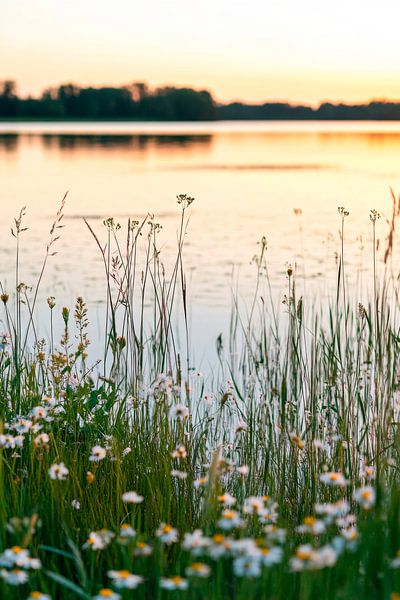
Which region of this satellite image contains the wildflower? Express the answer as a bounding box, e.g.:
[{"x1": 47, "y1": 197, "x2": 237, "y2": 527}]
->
[
  {"x1": 217, "y1": 510, "x2": 243, "y2": 531},
  {"x1": 93, "y1": 590, "x2": 121, "y2": 600},
  {"x1": 264, "y1": 525, "x2": 287, "y2": 544},
  {"x1": 296, "y1": 516, "x2": 326, "y2": 535},
  {"x1": 89, "y1": 446, "x2": 107, "y2": 462},
  {"x1": 341, "y1": 526, "x2": 358, "y2": 542},
  {"x1": 118, "y1": 524, "x2": 136, "y2": 538},
  {"x1": 87, "y1": 471, "x2": 95, "y2": 484},
  {"x1": 182, "y1": 530, "x2": 210, "y2": 554},
  {"x1": 243, "y1": 496, "x2": 265, "y2": 516},
  {"x1": 122, "y1": 447, "x2": 131, "y2": 458},
  {"x1": 107, "y1": 570, "x2": 143, "y2": 589},
  {"x1": 289, "y1": 431, "x2": 304, "y2": 449},
  {"x1": 42, "y1": 395, "x2": 57, "y2": 408},
  {"x1": 259, "y1": 503, "x2": 278, "y2": 525},
  {"x1": 290, "y1": 544, "x2": 337, "y2": 571},
  {"x1": 71, "y1": 499, "x2": 81, "y2": 510},
  {"x1": 156, "y1": 523, "x2": 178, "y2": 544},
  {"x1": 0, "y1": 568, "x2": 29, "y2": 585},
  {"x1": 33, "y1": 433, "x2": 49, "y2": 447},
  {"x1": 14, "y1": 419, "x2": 33, "y2": 434},
  {"x1": 160, "y1": 576, "x2": 188, "y2": 590},
  {"x1": 353, "y1": 486, "x2": 375, "y2": 510},
  {"x1": 233, "y1": 556, "x2": 261, "y2": 578},
  {"x1": 203, "y1": 394, "x2": 214, "y2": 406},
  {"x1": 30, "y1": 406, "x2": 48, "y2": 421},
  {"x1": 235, "y1": 420, "x2": 248, "y2": 434},
  {"x1": 0, "y1": 546, "x2": 31, "y2": 568},
  {"x1": 185, "y1": 562, "x2": 211, "y2": 577},
  {"x1": 336, "y1": 513, "x2": 357, "y2": 530},
  {"x1": 315, "y1": 500, "x2": 350, "y2": 523},
  {"x1": 208, "y1": 534, "x2": 232, "y2": 559},
  {"x1": 319, "y1": 471, "x2": 347, "y2": 487},
  {"x1": 217, "y1": 493, "x2": 236, "y2": 507},
  {"x1": 171, "y1": 445, "x2": 187, "y2": 459},
  {"x1": 171, "y1": 470, "x2": 188, "y2": 480},
  {"x1": 259, "y1": 546, "x2": 283, "y2": 566},
  {"x1": 193, "y1": 476, "x2": 208, "y2": 489},
  {"x1": 336, "y1": 526, "x2": 359, "y2": 553},
  {"x1": 48, "y1": 462, "x2": 69, "y2": 480},
  {"x1": 169, "y1": 404, "x2": 189, "y2": 421},
  {"x1": 134, "y1": 541, "x2": 153, "y2": 556},
  {"x1": 28, "y1": 593, "x2": 52, "y2": 600},
  {"x1": 0, "y1": 435, "x2": 23, "y2": 449},
  {"x1": 362, "y1": 465, "x2": 376, "y2": 480},
  {"x1": 84, "y1": 530, "x2": 115, "y2": 551},
  {"x1": 237, "y1": 465, "x2": 249, "y2": 477},
  {"x1": 122, "y1": 491, "x2": 144, "y2": 504}
]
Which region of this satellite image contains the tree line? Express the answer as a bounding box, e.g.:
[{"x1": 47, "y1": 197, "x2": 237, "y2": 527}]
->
[
  {"x1": 0, "y1": 81, "x2": 216, "y2": 120},
  {"x1": 2, "y1": 80, "x2": 400, "y2": 120}
]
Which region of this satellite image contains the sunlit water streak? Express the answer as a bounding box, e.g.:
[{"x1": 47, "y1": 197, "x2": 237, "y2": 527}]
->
[{"x1": 1, "y1": 121, "x2": 400, "y2": 367}]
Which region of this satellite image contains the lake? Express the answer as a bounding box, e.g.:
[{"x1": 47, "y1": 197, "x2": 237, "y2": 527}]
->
[{"x1": 1, "y1": 121, "x2": 400, "y2": 363}]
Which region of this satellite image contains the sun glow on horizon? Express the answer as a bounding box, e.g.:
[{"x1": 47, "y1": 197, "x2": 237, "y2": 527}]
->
[{"x1": 1, "y1": 0, "x2": 400, "y2": 105}]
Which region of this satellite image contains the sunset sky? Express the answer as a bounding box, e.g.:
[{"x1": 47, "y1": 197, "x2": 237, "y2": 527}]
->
[{"x1": 1, "y1": 0, "x2": 400, "y2": 105}]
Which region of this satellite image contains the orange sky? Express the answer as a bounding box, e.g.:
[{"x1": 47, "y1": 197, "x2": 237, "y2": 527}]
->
[{"x1": 1, "y1": 0, "x2": 400, "y2": 105}]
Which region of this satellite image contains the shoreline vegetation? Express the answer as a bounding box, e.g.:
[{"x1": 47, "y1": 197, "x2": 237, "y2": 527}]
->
[
  {"x1": 2, "y1": 194, "x2": 400, "y2": 599},
  {"x1": 3, "y1": 80, "x2": 400, "y2": 121}
]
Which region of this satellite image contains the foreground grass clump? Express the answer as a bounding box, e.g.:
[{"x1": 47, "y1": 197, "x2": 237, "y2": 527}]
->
[{"x1": 1, "y1": 196, "x2": 400, "y2": 599}]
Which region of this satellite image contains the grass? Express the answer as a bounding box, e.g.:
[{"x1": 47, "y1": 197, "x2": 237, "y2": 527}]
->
[{"x1": 0, "y1": 194, "x2": 400, "y2": 599}]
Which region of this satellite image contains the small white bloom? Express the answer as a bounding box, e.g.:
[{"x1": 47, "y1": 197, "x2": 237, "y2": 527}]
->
[
  {"x1": 217, "y1": 510, "x2": 243, "y2": 531},
  {"x1": 89, "y1": 446, "x2": 107, "y2": 462},
  {"x1": 93, "y1": 590, "x2": 121, "y2": 600},
  {"x1": 171, "y1": 470, "x2": 188, "y2": 480},
  {"x1": 156, "y1": 523, "x2": 178, "y2": 544},
  {"x1": 319, "y1": 472, "x2": 347, "y2": 487},
  {"x1": 182, "y1": 530, "x2": 210, "y2": 554},
  {"x1": 233, "y1": 556, "x2": 261, "y2": 578},
  {"x1": 160, "y1": 576, "x2": 188, "y2": 590},
  {"x1": 1, "y1": 568, "x2": 29, "y2": 585},
  {"x1": 122, "y1": 491, "x2": 144, "y2": 504},
  {"x1": 353, "y1": 486, "x2": 375, "y2": 510},
  {"x1": 169, "y1": 404, "x2": 189, "y2": 421},
  {"x1": 48, "y1": 462, "x2": 69, "y2": 480},
  {"x1": 119, "y1": 524, "x2": 136, "y2": 538},
  {"x1": 107, "y1": 570, "x2": 143, "y2": 589},
  {"x1": 185, "y1": 562, "x2": 211, "y2": 577}
]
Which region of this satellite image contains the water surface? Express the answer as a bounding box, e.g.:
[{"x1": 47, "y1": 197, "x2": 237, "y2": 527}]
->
[{"x1": 1, "y1": 121, "x2": 399, "y2": 361}]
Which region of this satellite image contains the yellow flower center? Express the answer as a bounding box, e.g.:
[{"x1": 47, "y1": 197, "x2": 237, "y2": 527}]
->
[
  {"x1": 296, "y1": 549, "x2": 312, "y2": 561},
  {"x1": 99, "y1": 590, "x2": 114, "y2": 598},
  {"x1": 117, "y1": 570, "x2": 131, "y2": 579},
  {"x1": 213, "y1": 534, "x2": 225, "y2": 543}
]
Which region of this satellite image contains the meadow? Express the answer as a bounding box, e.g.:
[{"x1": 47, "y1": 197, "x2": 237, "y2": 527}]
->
[{"x1": 1, "y1": 193, "x2": 400, "y2": 600}]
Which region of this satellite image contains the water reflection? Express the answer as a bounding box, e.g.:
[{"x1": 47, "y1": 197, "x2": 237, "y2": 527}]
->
[{"x1": 0, "y1": 133, "x2": 212, "y2": 152}]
